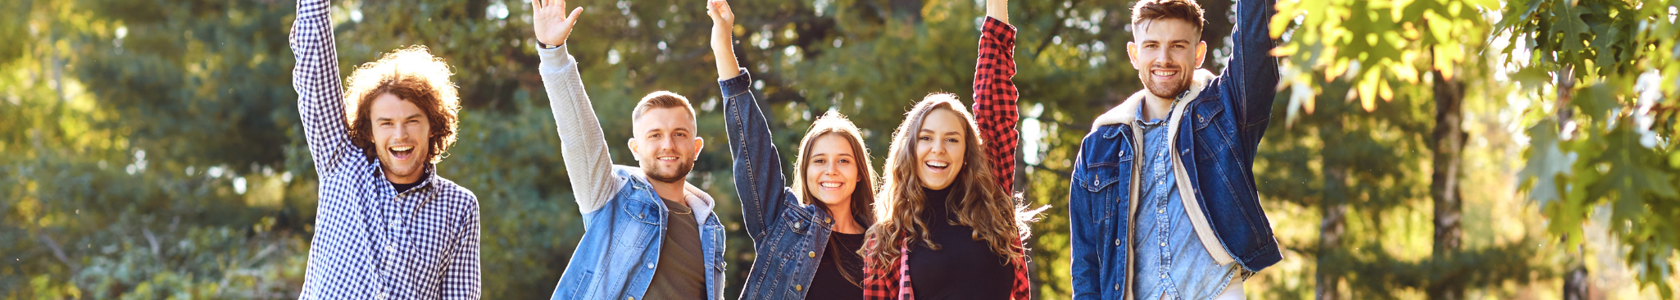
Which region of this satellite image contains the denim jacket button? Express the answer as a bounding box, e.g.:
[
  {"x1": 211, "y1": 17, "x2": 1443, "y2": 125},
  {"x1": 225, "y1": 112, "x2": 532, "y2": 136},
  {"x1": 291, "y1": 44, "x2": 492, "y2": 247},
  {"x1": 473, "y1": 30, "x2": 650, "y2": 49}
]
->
[
  {"x1": 795, "y1": 284, "x2": 803, "y2": 291},
  {"x1": 1114, "y1": 239, "x2": 1120, "y2": 246},
  {"x1": 807, "y1": 251, "x2": 816, "y2": 258},
  {"x1": 1114, "y1": 283, "x2": 1120, "y2": 290},
  {"x1": 793, "y1": 222, "x2": 802, "y2": 229}
]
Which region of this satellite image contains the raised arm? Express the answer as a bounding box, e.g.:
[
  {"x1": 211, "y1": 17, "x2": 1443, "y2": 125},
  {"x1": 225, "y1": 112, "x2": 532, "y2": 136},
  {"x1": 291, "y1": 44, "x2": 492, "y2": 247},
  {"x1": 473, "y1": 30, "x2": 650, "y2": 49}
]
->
[
  {"x1": 711, "y1": 0, "x2": 793, "y2": 239},
  {"x1": 533, "y1": 0, "x2": 619, "y2": 214},
  {"x1": 972, "y1": 0, "x2": 1019, "y2": 193},
  {"x1": 1218, "y1": 0, "x2": 1279, "y2": 150},
  {"x1": 290, "y1": 0, "x2": 358, "y2": 178}
]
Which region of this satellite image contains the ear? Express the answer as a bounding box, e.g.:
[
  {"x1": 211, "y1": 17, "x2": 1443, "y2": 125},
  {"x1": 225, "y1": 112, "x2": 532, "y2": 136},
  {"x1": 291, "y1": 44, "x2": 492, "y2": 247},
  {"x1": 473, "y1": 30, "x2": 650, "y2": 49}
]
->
[
  {"x1": 1127, "y1": 41, "x2": 1142, "y2": 70},
  {"x1": 1195, "y1": 41, "x2": 1208, "y2": 69},
  {"x1": 627, "y1": 138, "x2": 640, "y2": 159},
  {"x1": 691, "y1": 137, "x2": 705, "y2": 159}
]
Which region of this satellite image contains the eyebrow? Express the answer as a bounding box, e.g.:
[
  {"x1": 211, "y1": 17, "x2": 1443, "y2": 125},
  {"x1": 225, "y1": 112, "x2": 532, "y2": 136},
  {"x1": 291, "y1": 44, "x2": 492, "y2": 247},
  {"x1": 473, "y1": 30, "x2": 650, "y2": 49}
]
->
[
  {"x1": 375, "y1": 113, "x2": 425, "y2": 122},
  {"x1": 919, "y1": 129, "x2": 964, "y2": 136}
]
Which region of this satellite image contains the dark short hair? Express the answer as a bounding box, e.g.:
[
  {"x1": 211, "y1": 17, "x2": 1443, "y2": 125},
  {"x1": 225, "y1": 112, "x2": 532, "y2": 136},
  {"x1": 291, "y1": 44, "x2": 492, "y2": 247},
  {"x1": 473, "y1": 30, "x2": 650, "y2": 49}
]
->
[
  {"x1": 1132, "y1": 0, "x2": 1206, "y2": 36},
  {"x1": 343, "y1": 45, "x2": 461, "y2": 164},
  {"x1": 632, "y1": 91, "x2": 697, "y2": 122}
]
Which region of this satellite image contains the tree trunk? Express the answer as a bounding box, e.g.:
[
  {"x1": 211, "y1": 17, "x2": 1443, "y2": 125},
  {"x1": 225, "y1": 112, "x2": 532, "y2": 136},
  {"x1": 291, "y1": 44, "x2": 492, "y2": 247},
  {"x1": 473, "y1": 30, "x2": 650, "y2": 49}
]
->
[
  {"x1": 1428, "y1": 70, "x2": 1466, "y2": 300},
  {"x1": 1563, "y1": 266, "x2": 1590, "y2": 300},
  {"x1": 1317, "y1": 124, "x2": 1347, "y2": 300}
]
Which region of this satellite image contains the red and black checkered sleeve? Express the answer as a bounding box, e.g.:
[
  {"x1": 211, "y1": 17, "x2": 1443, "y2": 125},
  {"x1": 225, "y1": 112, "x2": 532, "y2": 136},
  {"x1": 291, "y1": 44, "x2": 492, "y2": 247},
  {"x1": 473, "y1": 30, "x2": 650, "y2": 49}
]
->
[
  {"x1": 1011, "y1": 237, "x2": 1031, "y2": 300},
  {"x1": 972, "y1": 16, "x2": 1019, "y2": 193},
  {"x1": 862, "y1": 237, "x2": 901, "y2": 300}
]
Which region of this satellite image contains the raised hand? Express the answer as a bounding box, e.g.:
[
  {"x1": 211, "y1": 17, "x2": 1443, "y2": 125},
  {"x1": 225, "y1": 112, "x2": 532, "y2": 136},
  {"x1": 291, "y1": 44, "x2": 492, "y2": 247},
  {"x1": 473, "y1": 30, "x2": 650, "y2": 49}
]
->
[
  {"x1": 533, "y1": 0, "x2": 584, "y2": 47},
  {"x1": 986, "y1": 0, "x2": 1008, "y2": 24},
  {"x1": 707, "y1": 0, "x2": 741, "y2": 79}
]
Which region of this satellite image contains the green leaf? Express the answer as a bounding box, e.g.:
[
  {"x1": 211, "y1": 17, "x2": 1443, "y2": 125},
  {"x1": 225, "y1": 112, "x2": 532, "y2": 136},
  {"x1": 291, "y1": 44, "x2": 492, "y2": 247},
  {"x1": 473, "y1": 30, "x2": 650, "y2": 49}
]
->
[
  {"x1": 1586, "y1": 119, "x2": 1680, "y2": 229},
  {"x1": 1549, "y1": 0, "x2": 1591, "y2": 52},
  {"x1": 1519, "y1": 119, "x2": 1574, "y2": 205}
]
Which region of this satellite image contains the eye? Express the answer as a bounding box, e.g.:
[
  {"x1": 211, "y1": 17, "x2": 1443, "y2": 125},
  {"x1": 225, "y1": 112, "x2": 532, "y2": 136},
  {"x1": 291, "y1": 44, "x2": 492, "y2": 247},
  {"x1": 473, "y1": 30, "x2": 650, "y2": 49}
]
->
[
  {"x1": 946, "y1": 137, "x2": 959, "y2": 143},
  {"x1": 650, "y1": 133, "x2": 661, "y2": 138},
  {"x1": 839, "y1": 158, "x2": 851, "y2": 164},
  {"x1": 918, "y1": 135, "x2": 932, "y2": 141},
  {"x1": 813, "y1": 158, "x2": 826, "y2": 164}
]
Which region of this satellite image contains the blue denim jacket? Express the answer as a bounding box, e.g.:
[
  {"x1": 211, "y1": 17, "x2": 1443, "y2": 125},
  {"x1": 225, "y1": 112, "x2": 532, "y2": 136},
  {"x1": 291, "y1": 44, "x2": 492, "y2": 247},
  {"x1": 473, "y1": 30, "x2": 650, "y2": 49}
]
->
[
  {"x1": 538, "y1": 44, "x2": 727, "y2": 300},
  {"x1": 1067, "y1": 0, "x2": 1279, "y2": 297},
  {"x1": 720, "y1": 69, "x2": 843, "y2": 300},
  {"x1": 548, "y1": 166, "x2": 729, "y2": 300}
]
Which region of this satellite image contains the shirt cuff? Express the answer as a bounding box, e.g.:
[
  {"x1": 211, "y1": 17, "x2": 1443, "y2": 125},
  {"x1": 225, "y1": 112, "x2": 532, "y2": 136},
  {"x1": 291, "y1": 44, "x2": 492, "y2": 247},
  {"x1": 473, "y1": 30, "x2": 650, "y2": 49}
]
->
[
  {"x1": 719, "y1": 68, "x2": 753, "y2": 98},
  {"x1": 537, "y1": 43, "x2": 574, "y2": 71}
]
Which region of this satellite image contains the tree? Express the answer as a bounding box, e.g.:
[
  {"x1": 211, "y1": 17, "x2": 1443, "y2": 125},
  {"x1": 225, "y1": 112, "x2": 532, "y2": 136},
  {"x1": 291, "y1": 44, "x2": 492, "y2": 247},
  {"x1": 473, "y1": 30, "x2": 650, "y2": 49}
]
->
[{"x1": 1501, "y1": 0, "x2": 1680, "y2": 298}]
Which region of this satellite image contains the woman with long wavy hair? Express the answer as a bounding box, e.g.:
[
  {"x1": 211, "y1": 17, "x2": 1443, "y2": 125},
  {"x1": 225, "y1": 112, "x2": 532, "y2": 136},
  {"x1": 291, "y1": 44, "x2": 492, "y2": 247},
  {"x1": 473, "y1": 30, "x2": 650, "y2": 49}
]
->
[
  {"x1": 859, "y1": 0, "x2": 1040, "y2": 298},
  {"x1": 708, "y1": 1, "x2": 881, "y2": 299}
]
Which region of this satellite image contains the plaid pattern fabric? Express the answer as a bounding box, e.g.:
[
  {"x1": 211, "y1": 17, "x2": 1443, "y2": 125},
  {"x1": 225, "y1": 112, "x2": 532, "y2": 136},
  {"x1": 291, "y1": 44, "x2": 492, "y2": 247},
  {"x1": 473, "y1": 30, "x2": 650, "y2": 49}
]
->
[
  {"x1": 861, "y1": 17, "x2": 1029, "y2": 300},
  {"x1": 291, "y1": 0, "x2": 481, "y2": 299}
]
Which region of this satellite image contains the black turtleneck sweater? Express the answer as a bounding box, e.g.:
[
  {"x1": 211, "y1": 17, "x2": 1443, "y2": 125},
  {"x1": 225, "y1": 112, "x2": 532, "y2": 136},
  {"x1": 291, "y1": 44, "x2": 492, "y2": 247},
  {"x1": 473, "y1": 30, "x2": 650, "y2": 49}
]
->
[{"x1": 906, "y1": 186, "x2": 1013, "y2": 299}]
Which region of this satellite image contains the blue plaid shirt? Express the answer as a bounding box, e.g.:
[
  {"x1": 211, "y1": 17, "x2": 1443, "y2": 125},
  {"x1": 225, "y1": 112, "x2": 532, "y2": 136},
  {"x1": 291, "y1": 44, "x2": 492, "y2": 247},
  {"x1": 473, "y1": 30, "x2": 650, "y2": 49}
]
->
[{"x1": 290, "y1": 0, "x2": 481, "y2": 299}]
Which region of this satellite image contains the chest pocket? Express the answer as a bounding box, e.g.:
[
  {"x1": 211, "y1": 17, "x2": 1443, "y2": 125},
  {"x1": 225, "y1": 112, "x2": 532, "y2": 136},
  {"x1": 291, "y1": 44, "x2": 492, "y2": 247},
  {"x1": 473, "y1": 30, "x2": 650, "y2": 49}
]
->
[
  {"x1": 1076, "y1": 128, "x2": 1133, "y2": 193},
  {"x1": 612, "y1": 194, "x2": 662, "y2": 248},
  {"x1": 1192, "y1": 101, "x2": 1232, "y2": 162}
]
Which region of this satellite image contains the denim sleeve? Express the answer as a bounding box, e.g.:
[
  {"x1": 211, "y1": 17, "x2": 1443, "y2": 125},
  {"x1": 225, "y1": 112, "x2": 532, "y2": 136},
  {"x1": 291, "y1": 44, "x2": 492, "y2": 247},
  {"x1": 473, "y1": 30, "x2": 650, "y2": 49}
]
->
[
  {"x1": 1068, "y1": 151, "x2": 1102, "y2": 299},
  {"x1": 720, "y1": 69, "x2": 799, "y2": 240},
  {"x1": 1218, "y1": 0, "x2": 1280, "y2": 150}
]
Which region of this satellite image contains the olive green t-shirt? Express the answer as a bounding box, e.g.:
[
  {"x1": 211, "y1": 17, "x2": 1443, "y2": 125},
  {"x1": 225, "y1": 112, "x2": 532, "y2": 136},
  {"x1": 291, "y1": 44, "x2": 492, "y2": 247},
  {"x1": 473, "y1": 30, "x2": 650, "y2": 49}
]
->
[{"x1": 643, "y1": 197, "x2": 705, "y2": 300}]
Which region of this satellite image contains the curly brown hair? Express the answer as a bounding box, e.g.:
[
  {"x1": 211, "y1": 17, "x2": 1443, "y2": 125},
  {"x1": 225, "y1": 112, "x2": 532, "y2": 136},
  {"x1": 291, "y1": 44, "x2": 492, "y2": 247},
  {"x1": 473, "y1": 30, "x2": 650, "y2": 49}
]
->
[
  {"x1": 342, "y1": 45, "x2": 461, "y2": 164},
  {"x1": 861, "y1": 94, "x2": 1035, "y2": 270}
]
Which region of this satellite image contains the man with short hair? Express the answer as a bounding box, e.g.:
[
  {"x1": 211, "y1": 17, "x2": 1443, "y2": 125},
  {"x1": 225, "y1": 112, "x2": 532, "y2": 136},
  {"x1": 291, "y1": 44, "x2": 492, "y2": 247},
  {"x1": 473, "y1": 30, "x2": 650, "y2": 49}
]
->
[
  {"x1": 290, "y1": 0, "x2": 480, "y2": 299},
  {"x1": 1068, "y1": 0, "x2": 1280, "y2": 299},
  {"x1": 530, "y1": 0, "x2": 726, "y2": 299}
]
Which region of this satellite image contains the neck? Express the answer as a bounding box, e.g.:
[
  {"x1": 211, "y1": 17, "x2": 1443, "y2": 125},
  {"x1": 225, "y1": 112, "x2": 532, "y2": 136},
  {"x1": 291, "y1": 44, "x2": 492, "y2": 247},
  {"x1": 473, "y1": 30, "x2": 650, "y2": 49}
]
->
[
  {"x1": 825, "y1": 201, "x2": 865, "y2": 234},
  {"x1": 1143, "y1": 93, "x2": 1175, "y2": 121},
  {"x1": 649, "y1": 179, "x2": 690, "y2": 208}
]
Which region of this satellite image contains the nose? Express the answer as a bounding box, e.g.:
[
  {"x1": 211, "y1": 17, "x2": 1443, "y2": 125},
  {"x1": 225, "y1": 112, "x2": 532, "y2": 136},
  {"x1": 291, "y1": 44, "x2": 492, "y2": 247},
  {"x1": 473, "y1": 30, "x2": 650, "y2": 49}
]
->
[{"x1": 821, "y1": 162, "x2": 841, "y2": 176}]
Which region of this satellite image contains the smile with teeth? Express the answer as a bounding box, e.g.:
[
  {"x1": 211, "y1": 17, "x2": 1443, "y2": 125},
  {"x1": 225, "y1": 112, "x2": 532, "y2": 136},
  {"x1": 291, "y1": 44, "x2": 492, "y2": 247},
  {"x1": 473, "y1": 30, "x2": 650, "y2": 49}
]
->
[
  {"x1": 925, "y1": 161, "x2": 950, "y2": 170},
  {"x1": 1152, "y1": 69, "x2": 1178, "y2": 76},
  {"x1": 389, "y1": 145, "x2": 415, "y2": 160},
  {"x1": 819, "y1": 181, "x2": 843, "y2": 188},
  {"x1": 657, "y1": 156, "x2": 679, "y2": 162}
]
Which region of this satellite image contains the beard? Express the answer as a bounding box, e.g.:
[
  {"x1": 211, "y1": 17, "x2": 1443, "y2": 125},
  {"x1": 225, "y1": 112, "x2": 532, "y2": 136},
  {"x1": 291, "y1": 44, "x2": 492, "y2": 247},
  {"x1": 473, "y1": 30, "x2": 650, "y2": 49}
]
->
[
  {"x1": 1139, "y1": 63, "x2": 1193, "y2": 99},
  {"x1": 643, "y1": 158, "x2": 695, "y2": 184}
]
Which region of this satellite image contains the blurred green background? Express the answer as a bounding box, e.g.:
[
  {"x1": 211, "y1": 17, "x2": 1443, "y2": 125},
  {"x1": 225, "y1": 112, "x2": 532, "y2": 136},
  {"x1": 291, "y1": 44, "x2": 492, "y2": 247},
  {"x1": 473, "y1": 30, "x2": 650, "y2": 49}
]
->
[{"x1": 3, "y1": 0, "x2": 1677, "y2": 298}]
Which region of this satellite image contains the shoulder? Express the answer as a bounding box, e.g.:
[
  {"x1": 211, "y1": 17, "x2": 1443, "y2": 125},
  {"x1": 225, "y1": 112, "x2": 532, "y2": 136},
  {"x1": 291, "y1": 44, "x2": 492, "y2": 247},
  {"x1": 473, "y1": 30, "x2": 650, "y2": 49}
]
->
[{"x1": 428, "y1": 176, "x2": 481, "y2": 220}]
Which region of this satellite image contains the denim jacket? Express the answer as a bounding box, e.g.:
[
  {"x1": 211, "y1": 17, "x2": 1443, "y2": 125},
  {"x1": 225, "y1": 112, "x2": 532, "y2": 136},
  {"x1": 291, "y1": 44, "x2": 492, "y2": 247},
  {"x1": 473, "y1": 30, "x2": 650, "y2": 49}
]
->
[
  {"x1": 538, "y1": 44, "x2": 728, "y2": 300},
  {"x1": 720, "y1": 69, "x2": 843, "y2": 300},
  {"x1": 1067, "y1": 0, "x2": 1280, "y2": 298}
]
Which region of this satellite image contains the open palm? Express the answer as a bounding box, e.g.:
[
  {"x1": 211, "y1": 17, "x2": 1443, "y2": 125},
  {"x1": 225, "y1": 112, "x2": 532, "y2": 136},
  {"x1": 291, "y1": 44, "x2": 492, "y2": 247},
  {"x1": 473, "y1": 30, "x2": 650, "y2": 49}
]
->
[{"x1": 533, "y1": 0, "x2": 583, "y2": 46}]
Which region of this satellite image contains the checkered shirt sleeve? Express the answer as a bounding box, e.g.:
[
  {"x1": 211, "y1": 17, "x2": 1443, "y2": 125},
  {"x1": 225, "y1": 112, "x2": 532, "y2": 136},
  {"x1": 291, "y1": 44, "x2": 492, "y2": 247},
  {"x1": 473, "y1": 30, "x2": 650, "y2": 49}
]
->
[
  {"x1": 972, "y1": 16, "x2": 1020, "y2": 193},
  {"x1": 972, "y1": 18, "x2": 1035, "y2": 300}
]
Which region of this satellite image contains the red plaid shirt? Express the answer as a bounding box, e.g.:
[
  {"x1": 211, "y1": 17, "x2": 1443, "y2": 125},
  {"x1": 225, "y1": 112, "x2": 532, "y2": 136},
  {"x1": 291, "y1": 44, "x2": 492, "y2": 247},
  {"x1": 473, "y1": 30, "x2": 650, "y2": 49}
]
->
[{"x1": 862, "y1": 17, "x2": 1028, "y2": 300}]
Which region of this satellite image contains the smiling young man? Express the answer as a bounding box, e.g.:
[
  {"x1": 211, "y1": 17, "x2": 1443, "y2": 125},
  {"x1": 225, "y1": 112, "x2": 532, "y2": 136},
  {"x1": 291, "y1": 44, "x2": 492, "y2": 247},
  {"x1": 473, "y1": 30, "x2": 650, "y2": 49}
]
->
[
  {"x1": 289, "y1": 0, "x2": 480, "y2": 299},
  {"x1": 529, "y1": 0, "x2": 726, "y2": 299},
  {"x1": 1067, "y1": 0, "x2": 1280, "y2": 299}
]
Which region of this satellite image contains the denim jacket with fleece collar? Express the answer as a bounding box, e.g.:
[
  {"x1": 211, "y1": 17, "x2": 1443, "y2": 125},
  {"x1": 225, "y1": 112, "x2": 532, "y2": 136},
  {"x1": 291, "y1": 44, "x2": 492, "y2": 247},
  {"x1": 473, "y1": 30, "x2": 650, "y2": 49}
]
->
[
  {"x1": 1067, "y1": 0, "x2": 1280, "y2": 297},
  {"x1": 537, "y1": 44, "x2": 727, "y2": 300}
]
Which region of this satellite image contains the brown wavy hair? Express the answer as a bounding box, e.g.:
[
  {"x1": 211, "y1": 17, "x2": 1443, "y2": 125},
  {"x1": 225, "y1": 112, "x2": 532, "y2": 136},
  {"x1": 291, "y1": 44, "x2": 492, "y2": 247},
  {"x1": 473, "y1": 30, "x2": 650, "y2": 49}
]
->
[
  {"x1": 861, "y1": 93, "x2": 1036, "y2": 270},
  {"x1": 790, "y1": 111, "x2": 879, "y2": 287},
  {"x1": 343, "y1": 45, "x2": 461, "y2": 164}
]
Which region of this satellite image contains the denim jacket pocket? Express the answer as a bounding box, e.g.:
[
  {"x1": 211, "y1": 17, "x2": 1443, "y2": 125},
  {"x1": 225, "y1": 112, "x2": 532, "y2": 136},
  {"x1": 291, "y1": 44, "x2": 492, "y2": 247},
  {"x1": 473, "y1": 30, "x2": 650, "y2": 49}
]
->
[{"x1": 612, "y1": 197, "x2": 661, "y2": 248}]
